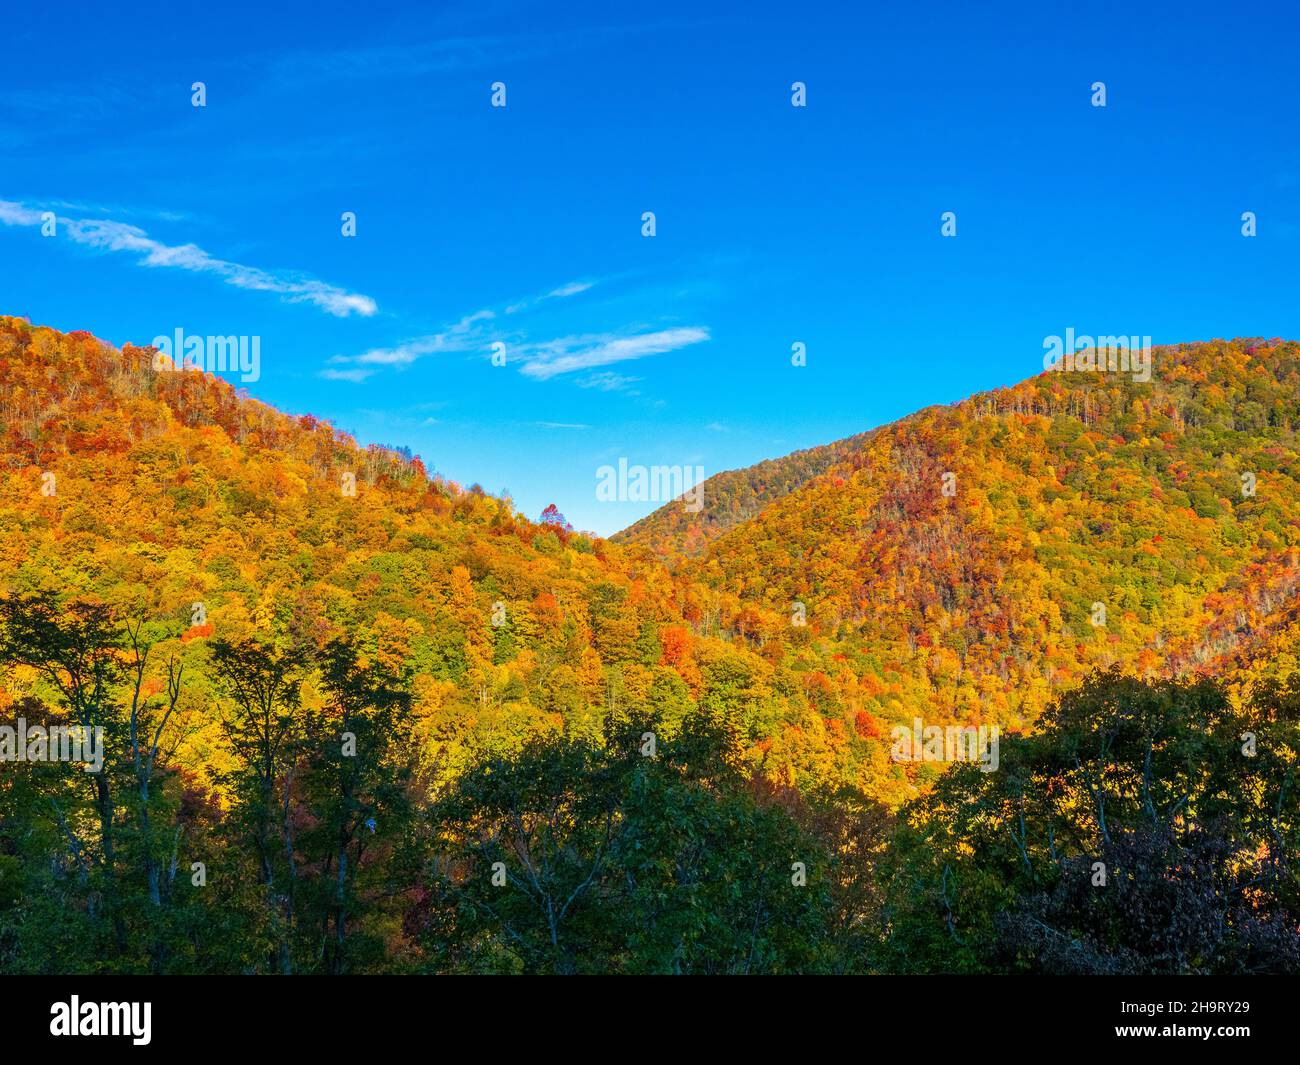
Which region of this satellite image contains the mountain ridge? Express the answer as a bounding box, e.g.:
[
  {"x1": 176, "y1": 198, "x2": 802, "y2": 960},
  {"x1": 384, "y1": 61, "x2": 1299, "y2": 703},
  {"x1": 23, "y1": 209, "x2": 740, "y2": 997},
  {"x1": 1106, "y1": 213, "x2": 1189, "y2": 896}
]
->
[
  {"x1": 617, "y1": 337, "x2": 1297, "y2": 564},
  {"x1": 3, "y1": 320, "x2": 1298, "y2": 794},
  {"x1": 2, "y1": 318, "x2": 1298, "y2": 975}
]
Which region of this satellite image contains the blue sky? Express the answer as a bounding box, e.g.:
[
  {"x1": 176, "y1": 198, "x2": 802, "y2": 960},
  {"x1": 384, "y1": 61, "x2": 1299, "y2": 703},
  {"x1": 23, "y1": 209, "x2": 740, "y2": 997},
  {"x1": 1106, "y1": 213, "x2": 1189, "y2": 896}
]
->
[{"x1": 2, "y1": 0, "x2": 1297, "y2": 535}]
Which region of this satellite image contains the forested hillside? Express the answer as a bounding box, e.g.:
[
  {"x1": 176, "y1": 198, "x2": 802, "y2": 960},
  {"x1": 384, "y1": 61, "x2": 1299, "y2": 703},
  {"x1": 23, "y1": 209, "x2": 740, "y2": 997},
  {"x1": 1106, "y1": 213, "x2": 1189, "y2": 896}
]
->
[
  {"x1": 0, "y1": 319, "x2": 1295, "y2": 974},
  {"x1": 612, "y1": 431, "x2": 873, "y2": 561},
  {"x1": 638, "y1": 339, "x2": 1300, "y2": 734}
]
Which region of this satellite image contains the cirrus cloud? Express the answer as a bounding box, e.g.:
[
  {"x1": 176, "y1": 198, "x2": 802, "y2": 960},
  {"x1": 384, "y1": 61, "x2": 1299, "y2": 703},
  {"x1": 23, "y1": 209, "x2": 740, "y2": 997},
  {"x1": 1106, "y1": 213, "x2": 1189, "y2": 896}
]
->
[
  {"x1": 0, "y1": 198, "x2": 377, "y2": 318},
  {"x1": 516, "y1": 326, "x2": 710, "y2": 380}
]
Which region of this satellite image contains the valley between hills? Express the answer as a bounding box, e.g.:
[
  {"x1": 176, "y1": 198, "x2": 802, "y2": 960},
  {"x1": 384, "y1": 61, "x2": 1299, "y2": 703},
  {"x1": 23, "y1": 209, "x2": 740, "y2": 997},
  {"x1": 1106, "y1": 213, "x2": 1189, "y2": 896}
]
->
[{"x1": 0, "y1": 317, "x2": 1296, "y2": 974}]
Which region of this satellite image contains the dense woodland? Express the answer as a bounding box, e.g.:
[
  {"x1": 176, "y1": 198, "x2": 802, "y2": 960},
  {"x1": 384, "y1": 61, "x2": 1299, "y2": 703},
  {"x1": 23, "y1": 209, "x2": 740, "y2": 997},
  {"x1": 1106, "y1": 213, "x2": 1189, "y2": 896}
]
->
[
  {"x1": 613, "y1": 428, "x2": 875, "y2": 560},
  {"x1": 0, "y1": 317, "x2": 1296, "y2": 973}
]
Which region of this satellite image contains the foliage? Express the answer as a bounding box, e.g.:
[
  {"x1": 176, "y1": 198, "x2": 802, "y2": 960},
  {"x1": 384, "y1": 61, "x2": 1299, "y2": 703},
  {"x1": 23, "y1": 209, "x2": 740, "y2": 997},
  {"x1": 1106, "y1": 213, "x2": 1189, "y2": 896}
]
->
[{"x1": 0, "y1": 319, "x2": 1297, "y2": 973}]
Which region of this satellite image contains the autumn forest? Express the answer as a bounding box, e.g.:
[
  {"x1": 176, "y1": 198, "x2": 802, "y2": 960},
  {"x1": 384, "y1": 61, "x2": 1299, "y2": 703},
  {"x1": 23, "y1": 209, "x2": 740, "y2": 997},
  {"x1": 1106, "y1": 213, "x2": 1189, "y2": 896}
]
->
[{"x1": 0, "y1": 318, "x2": 1296, "y2": 975}]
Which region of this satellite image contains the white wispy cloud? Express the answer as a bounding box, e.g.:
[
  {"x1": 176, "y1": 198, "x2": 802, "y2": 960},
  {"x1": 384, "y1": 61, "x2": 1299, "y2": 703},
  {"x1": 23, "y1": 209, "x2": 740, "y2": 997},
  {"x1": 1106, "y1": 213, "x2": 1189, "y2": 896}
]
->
[
  {"x1": 0, "y1": 198, "x2": 377, "y2": 318},
  {"x1": 320, "y1": 367, "x2": 375, "y2": 383},
  {"x1": 546, "y1": 280, "x2": 594, "y2": 299},
  {"x1": 505, "y1": 279, "x2": 595, "y2": 315},
  {"x1": 0, "y1": 202, "x2": 42, "y2": 226},
  {"x1": 322, "y1": 277, "x2": 707, "y2": 390},
  {"x1": 516, "y1": 326, "x2": 710, "y2": 380},
  {"x1": 324, "y1": 311, "x2": 494, "y2": 380},
  {"x1": 575, "y1": 371, "x2": 642, "y2": 393},
  {"x1": 45, "y1": 199, "x2": 193, "y2": 223}
]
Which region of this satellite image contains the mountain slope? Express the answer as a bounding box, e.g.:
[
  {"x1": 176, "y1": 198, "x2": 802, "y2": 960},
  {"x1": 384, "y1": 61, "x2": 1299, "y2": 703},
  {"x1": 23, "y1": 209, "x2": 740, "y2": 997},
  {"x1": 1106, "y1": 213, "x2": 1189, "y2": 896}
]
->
[
  {"x1": 2, "y1": 319, "x2": 1299, "y2": 976},
  {"x1": 0, "y1": 317, "x2": 718, "y2": 788},
  {"x1": 612, "y1": 431, "x2": 873, "y2": 561},
  {"x1": 635, "y1": 338, "x2": 1300, "y2": 733},
  {"x1": 2, "y1": 320, "x2": 1298, "y2": 803}
]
